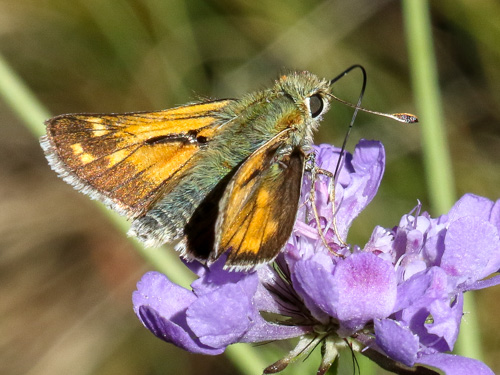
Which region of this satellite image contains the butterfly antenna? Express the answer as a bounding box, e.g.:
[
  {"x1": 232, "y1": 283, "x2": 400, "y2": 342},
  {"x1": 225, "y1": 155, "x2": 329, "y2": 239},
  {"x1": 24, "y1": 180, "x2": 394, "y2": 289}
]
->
[
  {"x1": 328, "y1": 65, "x2": 418, "y2": 181},
  {"x1": 330, "y1": 64, "x2": 367, "y2": 181}
]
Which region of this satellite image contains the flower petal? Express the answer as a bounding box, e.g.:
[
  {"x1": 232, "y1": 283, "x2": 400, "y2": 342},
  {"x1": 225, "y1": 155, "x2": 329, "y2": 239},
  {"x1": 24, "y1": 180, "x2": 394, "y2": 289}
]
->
[
  {"x1": 425, "y1": 293, "x2": 463, "y2": 351},
  {"x1": 187, "y1": 271, "x2": 308, "y2": 346},
  {"x1": 133, "y1": 271, "x2": 196, "y2": 324},
  {"x1": 441, "y1": 216, "x2": 500, "y2": 283},
  {"x1": 490, "y1": 199, "x2": 500, "y2": 230},
  {"x1": 191, "y1": 254, "x2": 250, "y2": 294},
  {"x1": 335, "y1": 140, "x2": 385, "y2": 239},
  {"x1": 417, "y1": 353, "x2": 495, "y2": 375},
  {"x1": 293, "y1": 252, "x2": 397, "y2": 331},
  {"x1": 374, "y1": 319, "x2": 419, "y2": 367},
  {"x1": 291, "y1": 252, "x2": 335, "y2": 323},
  {"x1": 448, "y1": 194, "x2": 494, "y2": 222},
  {"x1": 464, "y1": 274, "x2": 500, "y2": 291},
  {"x1": 187, "y1": 274, "x2": 258, "y2": 348},
  {"x1": 332, "y1": 253, "x2": 397, "y2": 332},
  {"x1": 395, "y1": 267, "x2": 460, "y2": 352},
  {"x1": 137, "y1": 306, "x2": 223, "y2": 354},
  {"x1": 133, "y1": 272, "x2": 223, "y2": 354},
  {"x1": 394, "y1": 269, "x2": 434, "y2": 312}
]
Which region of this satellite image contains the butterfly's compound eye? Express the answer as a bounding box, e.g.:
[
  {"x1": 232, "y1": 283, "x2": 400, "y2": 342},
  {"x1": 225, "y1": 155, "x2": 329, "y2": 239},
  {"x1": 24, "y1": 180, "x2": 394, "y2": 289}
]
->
[{"x1": 308, "y1": 94, "x2": 324, "y2": 118}]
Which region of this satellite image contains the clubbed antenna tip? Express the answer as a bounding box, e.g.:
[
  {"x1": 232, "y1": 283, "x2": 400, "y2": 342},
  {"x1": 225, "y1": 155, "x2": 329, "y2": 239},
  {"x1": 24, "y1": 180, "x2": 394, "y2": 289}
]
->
[{"x1": 392, "y1": 112, "x2": 418, "y2": 123}]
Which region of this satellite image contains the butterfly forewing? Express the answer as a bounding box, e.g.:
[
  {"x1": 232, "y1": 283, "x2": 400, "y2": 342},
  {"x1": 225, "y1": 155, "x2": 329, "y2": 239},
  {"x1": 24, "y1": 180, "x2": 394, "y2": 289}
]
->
[
  {"x1": 41, "y1": 100, "x2": 232, "y2": 218},
  {"x1": 213, "y1": 130, "x2": 304, "y2": 269}
]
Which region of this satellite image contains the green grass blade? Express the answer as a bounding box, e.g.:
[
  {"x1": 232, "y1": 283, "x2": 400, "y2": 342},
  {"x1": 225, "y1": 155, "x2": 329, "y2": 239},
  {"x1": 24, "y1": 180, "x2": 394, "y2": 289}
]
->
[
  {"x1": 402, "y1": 0, "x2": 483, "y2": 363},
  {"x1": 402, "y1": 0, "x2": 455, "y2": 214},
  {"x1": 0, "y1": 54, "x2": 51, "y2": 137}
]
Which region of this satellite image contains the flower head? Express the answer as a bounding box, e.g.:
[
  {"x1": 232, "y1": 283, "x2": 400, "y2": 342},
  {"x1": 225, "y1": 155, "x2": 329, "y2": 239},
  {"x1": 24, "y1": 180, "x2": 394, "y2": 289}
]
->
[{"x1": 133, "y1": 141, "x2": 499, "y2": 375}]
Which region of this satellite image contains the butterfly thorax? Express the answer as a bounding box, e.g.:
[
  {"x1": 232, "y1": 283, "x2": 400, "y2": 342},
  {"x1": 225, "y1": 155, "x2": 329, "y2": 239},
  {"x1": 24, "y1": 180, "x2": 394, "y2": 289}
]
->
[{"x1": 217, "y1": 71, "x2": 332, "y2": 152}]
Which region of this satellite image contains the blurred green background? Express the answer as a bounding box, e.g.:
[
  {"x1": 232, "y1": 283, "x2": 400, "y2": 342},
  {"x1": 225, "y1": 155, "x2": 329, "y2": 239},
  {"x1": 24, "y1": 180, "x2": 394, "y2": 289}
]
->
[{"x1": 1, "y1": 0, "x2": 499, "y2": 374}]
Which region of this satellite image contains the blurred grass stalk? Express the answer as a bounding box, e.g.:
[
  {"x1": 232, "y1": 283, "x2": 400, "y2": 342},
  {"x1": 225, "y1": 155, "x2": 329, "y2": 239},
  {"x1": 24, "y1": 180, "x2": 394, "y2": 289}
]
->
[
  {"x1": 0, "y1": 54, "x2": 51, "y2": 137},
  {"x1": 0, "y1": 52, "x2": 268, "y2": 375},
  {"x1": 402, "y1": 0, "x2": 483, "y2": 363}
]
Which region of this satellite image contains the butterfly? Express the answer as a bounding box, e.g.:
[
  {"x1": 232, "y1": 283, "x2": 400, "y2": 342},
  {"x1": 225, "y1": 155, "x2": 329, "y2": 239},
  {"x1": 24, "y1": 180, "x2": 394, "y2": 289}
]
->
[{"x1": 40, "y1": 69, "x2": 416, "y2": 271}]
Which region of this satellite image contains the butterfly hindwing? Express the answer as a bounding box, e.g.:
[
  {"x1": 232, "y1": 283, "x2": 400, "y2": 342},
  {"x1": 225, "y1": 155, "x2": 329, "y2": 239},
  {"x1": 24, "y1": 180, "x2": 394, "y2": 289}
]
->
[
  {"x1": 212, "y1": 129, "x2": 304, "y2": 269},
  {"x1": 41, "y1": 100, "x2": 232, "y2": 218}
]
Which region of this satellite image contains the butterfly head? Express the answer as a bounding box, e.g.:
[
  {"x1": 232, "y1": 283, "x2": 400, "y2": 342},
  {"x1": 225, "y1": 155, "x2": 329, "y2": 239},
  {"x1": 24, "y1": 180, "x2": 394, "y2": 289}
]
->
[{"x1": 274, "y1": 72, "x2": 333, "y2": 147}]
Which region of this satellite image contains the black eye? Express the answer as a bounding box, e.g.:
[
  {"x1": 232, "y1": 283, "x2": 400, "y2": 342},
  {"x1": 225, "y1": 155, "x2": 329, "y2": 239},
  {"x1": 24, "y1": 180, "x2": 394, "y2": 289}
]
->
[{"x1": 309, "y1": 94, "x2": 324, "y2": 118}]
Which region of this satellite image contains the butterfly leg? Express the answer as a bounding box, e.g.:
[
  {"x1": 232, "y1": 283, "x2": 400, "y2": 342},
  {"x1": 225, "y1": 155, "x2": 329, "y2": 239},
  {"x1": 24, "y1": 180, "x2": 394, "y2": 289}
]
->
[
  {"x1": 323, "y1": 170, "x2": 347, "y2": 248},
  {"x1": 305, "y1": 153, "x2": 345, "y2": 257}
]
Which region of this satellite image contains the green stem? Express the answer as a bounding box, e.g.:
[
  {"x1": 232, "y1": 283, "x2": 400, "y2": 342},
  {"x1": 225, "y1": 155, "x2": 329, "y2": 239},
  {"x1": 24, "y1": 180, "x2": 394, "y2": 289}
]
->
[
  {"x1": 0, "y1": 54, "x2": 51, "y2": 137},
  {"x1": 402, "y1": 0, "x2": 482, "y2": 363},
  {"x1": 402, "y1": 0, "x2": 455, "y2": 214}
]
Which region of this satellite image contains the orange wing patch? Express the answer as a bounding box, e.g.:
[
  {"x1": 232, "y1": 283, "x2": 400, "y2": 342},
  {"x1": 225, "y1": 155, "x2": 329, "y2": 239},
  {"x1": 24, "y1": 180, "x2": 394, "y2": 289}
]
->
[
  {"x1": 41, "y1": 100, "x2": 232, "y2": 217},
  {"x1": 213, "y1": 129, "x2": 304, "y2": 270}
]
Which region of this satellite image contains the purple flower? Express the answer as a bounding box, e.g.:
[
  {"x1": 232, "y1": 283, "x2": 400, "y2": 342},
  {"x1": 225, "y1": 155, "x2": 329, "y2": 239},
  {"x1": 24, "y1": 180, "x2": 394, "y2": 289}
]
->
[
  {"x1": 133, "y1": 141, "x2": 499, "y2": 375},
  {"x1": 133, "y1": 261, "x2": 308, "y2": 354}
]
